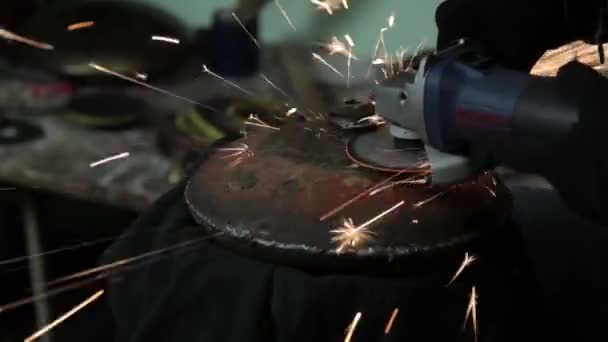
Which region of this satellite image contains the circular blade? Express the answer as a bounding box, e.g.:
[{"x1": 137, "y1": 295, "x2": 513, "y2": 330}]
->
[{"x1": 346, "y1": 126, "x2": 428, "y2": 172}]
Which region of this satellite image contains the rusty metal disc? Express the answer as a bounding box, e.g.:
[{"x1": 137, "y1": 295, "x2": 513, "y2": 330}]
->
[{"x1": 185, "y1": 121, "x2": 512, "y2": 274}]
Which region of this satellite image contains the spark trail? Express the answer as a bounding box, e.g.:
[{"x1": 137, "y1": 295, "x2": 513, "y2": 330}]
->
[
  {"x1": 151, "y1": 35, "x2": 180, "y2": 44},
  {"x1": 274, "y1": 0, "x2": 296, "y2": 31},
  {"x1": 89, "y1": 152, "x2": 130, "y2": 168},
  {"x1": 231, "y1": 12, "x2": 260, "y2": 48},
  {"x1": 447, "y1": 252, "x2": 477, "y2": 286},
  {"x1": 203, "y1": 64, "x2": 255, "y2": 97},
  {"x1": 67, "y1": 21, "x2": 95, "y2": 31},
  {"x1": 344, "y1": 312, "x2": 362, "y2": 342},
  {"x1": 0, "y1": 29, "x2": 53, "y2": 50},
  {"x1": 384, "y1": 308, "x2": 399, "y2": 334},
  {"x1": 89, "y1": 63, "x2": 217, "y2": 111},
  {"x1": 312, "y1": 52, "x2": 344, "y2": 77},
  {"x1": 464, "y1": 286, "x2": 478, "y2": 342},
  {"x1": 24, "y1": 290, "x2": 104, "y2": 342}
]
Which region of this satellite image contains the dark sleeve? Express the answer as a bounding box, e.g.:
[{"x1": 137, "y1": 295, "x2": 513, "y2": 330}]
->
[{"x1": 435, "y1": 0, "x2": 588, "y2": 70}]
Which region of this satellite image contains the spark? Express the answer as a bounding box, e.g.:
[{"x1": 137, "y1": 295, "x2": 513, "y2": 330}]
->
[
  {"x1": 89, "y1": 63, "x2": 216, "y2": 111},
  {"x1": 384, "y1": 308, "x2": 399, "y2": 334},
  {"x1": 217, "y1": 143, "x2": 250, "y2": 158},
  {"x1": 67, "y1": 21, "x2": 95, "y2": 31},
  {"x1": 464, "y1": 286, "x2": 478, "y2": 342},
  {"x1": 24, "y1": 290, "x2": 104, "y2": 342},
  {"x1": 151, "y1": 35, "x2": 180, "y2": 44},
  {"x1": 135, "y1": 72, "x2": 148, "y2": 81},
  {"x1": 286, "y1": 107, "x2": 297, "y2": 117},
  {"x1": 344, "y1": 312, "x2": 362, "y2": 342},
  {"x1": 259, "y1": 74, "x2": 294, "y2": 104},
  {"x1": 413, "y1": 188, "x2": 451, "y2": 208},
  {"x1": 447, "y1": 252, "x2": 477, "y2": 286},
  {"x1": 320, "y1": 170, "x2": 406, "y2": 221},
  {"x1": 331, "y1": 201, "x2": 404, "y2": 253},
  {"x1": 491, "y1": 175, "x2": 497, "y2": 186},
  {"x1": 231, "y1": 12, "x2": 260, "y2": 48},
  {"x1": 0, "y1": 29, "x2": 53, "y2": 50},
  {"x1": 356, "y1": 114, "x2": 385, "y2": 126},
  {"x1": 311, "y1": 0, "x2": 346, "y2": 15},
  {"x1": 89, "y1": 152, "x2": 129, "y2": 168},
  {"x1": 369, "y1": 177, "x2": 427, "y2": 196},
  {"x1": 388, "y1": 14, "x2": 396, "y2": 28},
  {"x1": 245, "y1": 114, "x2": 280, "y2": 130},
  {"x1": 411, "y1": 219, "x2": 418, "y2": 224},
  {"x1": 274, "y1": 0, "x2": 296, "y2": 31},
  {"x1": 312, "y1": 52, "x2": 344, "y2": 77},
  {"x1": 483, "y1": 184, "x2": 496, "y2": 198},
  {"x1": 345, "y1": 34, "x2": 355, "y2": 88},
  {"x1": 203, "y1": 64, "x2": 255, "y2": 97},
  {"x1": 325, "y1": 36, "x2": 358, "y2": 59}
]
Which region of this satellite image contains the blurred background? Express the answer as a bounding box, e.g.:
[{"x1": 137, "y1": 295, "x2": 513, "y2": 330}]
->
[{"x1": 0, "y1": 1, "x2": 439, "y2": 341}]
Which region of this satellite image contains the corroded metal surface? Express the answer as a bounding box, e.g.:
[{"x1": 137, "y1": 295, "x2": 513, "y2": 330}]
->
[{"x1": 185, "y1": 120, "x2": 512, "y2": 263}]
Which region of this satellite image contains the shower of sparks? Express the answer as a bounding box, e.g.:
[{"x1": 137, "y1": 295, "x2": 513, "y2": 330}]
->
[
  {"x1": 483, "y1": 184, "x2": 497, "y2": 198},
  {"x1": 331, "y1": 218, "x2": 375, "y2": 253},
  {"x1": 286, "y1": 107, "x2": 298, "y2": 117},
  {"x1": 312, "y1": 52, "x2": 344, "y2": 77},
  {"x1": 369, "y1": 177, "x2": 428, "y2": 196},
  {"x1": 151, "y1": 35, "x2": 180, "y2": 44},
  {"x1": 67, "y1": 21, "x2": 95, "y2": 31},
  {"x1": 24, "y1": 290, "x2": 104, "y2": 342},
  {"x1": 320, "y1": 170, "x2": 406, "y2": 221},
  {"x1": 0, "y1": 29, "x2": 53, "y2": 50},
  {"x1": 406, "y1": 38, "x2": 427, "y2": 70},
  {"x1": 447, "y1": 252, "x2": 477, "y2": 286},
  {"x1": 231, "y1": 12, "x2": 260, "y2": 48},
  {"x1": 203, "y1": 64, "x2": 255, "y2": 97},
  {"x1": 464, "y1": 286, "x2": 478, "y2": 342},
  {"x1": 274, "y1": 0, "x2": 296, "y2": 31},
  {"x1": 89, "y1": 152, "x2": 130, "y2": 168},
  {"x1": 331, "y1": 200, "x2": 404, "y2": 253},
  {"x1": 413, "y1": 188, "x2": 451, "y2": 209},
  {"x1": 384, "y1": 308, "x2": 399, "y2": 334},
  {"x1": 89, "y1": 63, "x2": 215, "y2": 110},
  {"x1": 344, "y1": 312, "x2": 362, "y2": 342},
  {"x1": 245, "y1": 114, "x2": 280, "y2": 130}
]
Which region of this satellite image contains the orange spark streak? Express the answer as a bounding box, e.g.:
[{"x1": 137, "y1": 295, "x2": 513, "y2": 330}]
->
[
  {"x1": 320, "y1": 170, "x2": 406, "y2": 221},
  {"x1": 245, "y1": 114, "x2": 280, "y2": 130},
  {"x1": 384, "y1": 308, "x2": 399, "y2": 334},
  {"x1": 447, "y1": 252, "x2": 477, "y2": 286},
  {"x1": 344, "y1": 312, "x2": 362, "y2": 342},
  {"x1": 24, "y1": 290, "x2": 104, "y2": 342},
  {"x1": 0, "y1": 29, "x2": 53, "y2": 50},
  {"x1": 231, "y1": 12, "x2": 260, "y2": 48},
  {"x1": 464, "y1": 286, "x2": 478, "y2": 342},
  {"x1": 89, "y1": 63, "x2": 216, "y2": 111},
  {"x1": 413, "y1": 188, "x2": 451, "y2": 208},
  {"x1": 274, "y1": 0, "x2": 296, "y2": 31},
  {"x1": 67, "y1": 21, "x2": 95, "y2": 31}
]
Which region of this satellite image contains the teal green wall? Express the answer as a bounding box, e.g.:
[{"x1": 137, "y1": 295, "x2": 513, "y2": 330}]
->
[{"x1": 143, "y1": 0, "x2": 442, "y2": 57}]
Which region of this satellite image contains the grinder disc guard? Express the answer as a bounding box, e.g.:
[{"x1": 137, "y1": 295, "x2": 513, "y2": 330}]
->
[{"x1": 185, "y1": 120, "x2": 511, "y2": 272}]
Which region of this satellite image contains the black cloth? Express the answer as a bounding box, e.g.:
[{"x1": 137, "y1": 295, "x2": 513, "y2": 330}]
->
[{"x1": 99, "y1": 182, "x2": 608, "y2": 342}]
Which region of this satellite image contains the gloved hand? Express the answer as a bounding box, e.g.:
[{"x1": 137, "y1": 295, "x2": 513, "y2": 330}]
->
[{"x1": 436, "y1": 0, "x2": 605, "y2": 70}]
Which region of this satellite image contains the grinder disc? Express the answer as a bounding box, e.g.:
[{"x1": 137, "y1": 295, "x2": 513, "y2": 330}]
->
[
  {"x1": 346, "y1": 126, "x2": 428, "y2": 172},
  {"x1": 185, "y1": 121, "x2": 511, "y2": 274}
]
